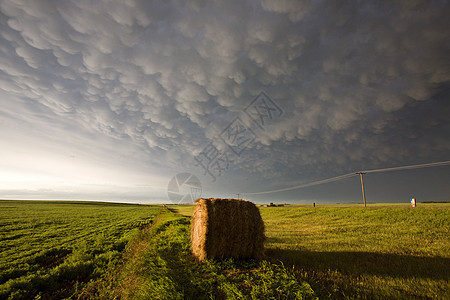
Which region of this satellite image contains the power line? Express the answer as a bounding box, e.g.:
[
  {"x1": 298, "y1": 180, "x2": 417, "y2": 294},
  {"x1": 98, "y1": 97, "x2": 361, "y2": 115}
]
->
[
  {"x1": 362, "y1": 160, "x2": 450, "y2": 174},
  {"x1": 245, "y1": 172, "x2": 356, "y2": 195},
  {"x1": 243, "y1": 160, "x2": 450, "y2": 196}
]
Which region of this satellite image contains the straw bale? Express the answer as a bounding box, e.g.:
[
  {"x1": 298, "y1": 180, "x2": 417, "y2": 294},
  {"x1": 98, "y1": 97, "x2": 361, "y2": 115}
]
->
[{"x1": 191, "y1": 198, "x2": 265, "y2": 261}]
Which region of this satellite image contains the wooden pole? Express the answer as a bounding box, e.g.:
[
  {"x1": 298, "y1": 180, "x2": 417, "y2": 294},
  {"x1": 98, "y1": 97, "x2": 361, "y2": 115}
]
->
[
  {"x1": 356, "y1": 172, "x2": 367, "y2": 207},
  {"x1": 236, "y1": 193, "x2": 241, "y2": 200}
]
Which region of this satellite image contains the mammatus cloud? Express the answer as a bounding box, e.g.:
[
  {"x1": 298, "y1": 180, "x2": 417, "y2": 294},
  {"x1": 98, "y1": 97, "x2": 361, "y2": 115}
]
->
[{"x1": 0, "y1": 0, "x2": 449, "y2": 201}]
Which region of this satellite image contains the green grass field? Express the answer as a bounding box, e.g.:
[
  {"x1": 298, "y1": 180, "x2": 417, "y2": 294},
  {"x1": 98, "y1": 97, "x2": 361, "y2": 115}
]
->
[
  {"x1": 0, "y1": 200, "x2": 160, "y2": 299},
  {"x1": 1, "y1": 201, "x2": 449, "y2": 299},
  {"x1": 170, "y1": 203, "x2": 450, "y2": 299},
  {"x1": 260, "y1": 204, "x2": 450, "y2": 299},
  {"x1": 91, "y1": 209, "x2": 315, "y2": 299}
]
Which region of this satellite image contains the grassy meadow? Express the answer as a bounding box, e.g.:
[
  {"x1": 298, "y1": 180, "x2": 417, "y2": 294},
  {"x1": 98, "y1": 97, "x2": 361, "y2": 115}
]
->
[
  {"x1": 260, "y1": 203, "x2": 450, "y2": 299},
  {"x1": 91, "y1": 209, "x2": 315, "y2": 299},
  {"x1": 0, "y1": 200, "x2": 159, "y2": 299},
  {"x1": 170, "y1": 203, "x2": 450, "y2": 299},
  {"x1": 1, "y1": 200, "x2": 449, "y2": 299}
]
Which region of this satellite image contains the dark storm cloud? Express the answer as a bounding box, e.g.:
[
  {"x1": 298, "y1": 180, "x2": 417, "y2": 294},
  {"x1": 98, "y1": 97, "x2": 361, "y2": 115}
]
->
[{"x1": 0, "y1": 0, "x2": 449, "y2": 199}]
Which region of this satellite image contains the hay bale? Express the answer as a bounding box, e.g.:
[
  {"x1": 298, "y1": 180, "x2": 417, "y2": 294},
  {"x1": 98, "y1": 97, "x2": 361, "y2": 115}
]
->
[{"x1": 191, "y1": 198, "x2": 265, "y2": 261}]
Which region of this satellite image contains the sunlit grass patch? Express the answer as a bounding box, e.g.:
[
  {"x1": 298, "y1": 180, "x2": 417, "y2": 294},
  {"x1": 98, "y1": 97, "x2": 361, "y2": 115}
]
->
[{"x1": 260, "y1": 204, "x2": 450, "y2": 298}]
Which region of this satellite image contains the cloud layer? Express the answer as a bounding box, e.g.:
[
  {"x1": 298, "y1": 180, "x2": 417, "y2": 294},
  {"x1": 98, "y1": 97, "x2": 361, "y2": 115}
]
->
[{"x1": 0, "y1": 0, "x2": 449, "y2": 201}]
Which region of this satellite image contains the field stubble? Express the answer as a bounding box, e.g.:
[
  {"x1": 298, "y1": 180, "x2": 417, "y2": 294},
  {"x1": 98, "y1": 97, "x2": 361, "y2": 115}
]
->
[
  {"x1": 260, "y1": 204, "x2": 450, "y2": 299},
  {"x1": 170, "y1": 203, "x2": 450, "y2": 299}
]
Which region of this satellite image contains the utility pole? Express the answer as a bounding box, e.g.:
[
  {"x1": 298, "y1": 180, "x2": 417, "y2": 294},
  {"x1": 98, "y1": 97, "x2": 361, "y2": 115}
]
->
[
  {"x1": 356, "y1": 172, "x2": 367, "y2": 207},
  {"x1": 236, "y1": 193, "x2": 241, "y2": 200}
]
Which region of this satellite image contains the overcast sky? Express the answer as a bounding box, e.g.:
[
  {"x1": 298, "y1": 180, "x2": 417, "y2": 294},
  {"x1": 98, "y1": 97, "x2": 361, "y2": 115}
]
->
[{"x1": 1, "y1": 0, "x2": 449, "y2": 204}]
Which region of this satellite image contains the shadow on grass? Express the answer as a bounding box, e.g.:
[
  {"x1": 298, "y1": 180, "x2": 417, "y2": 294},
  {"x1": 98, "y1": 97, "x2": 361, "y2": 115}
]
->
[
  {"x1": 266, "y1": 248, "x2": 450, "y2": 280},
  {"x1": 167, "y1": 207, "x2": 180, "y2": 214}
]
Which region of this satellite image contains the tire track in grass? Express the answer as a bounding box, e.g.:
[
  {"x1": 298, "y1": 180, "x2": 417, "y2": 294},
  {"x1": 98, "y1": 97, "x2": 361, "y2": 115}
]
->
[{"x1": 98, "y1": 208, "x2": 317, "y2": 300}]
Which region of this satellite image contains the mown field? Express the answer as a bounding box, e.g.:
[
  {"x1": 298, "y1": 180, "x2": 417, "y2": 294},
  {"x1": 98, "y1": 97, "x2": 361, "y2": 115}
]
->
[
  {"x1": 260, "y1": 203, "x2": 450, "y2": 299},
  {"x1": 172, "y1": 203, "x2": 450, "y2": 299},
  {"x1": 0, "y1": 200, "x2": 160, "y2": 299},
  {"x1": 1, "y1": 201, "x2": 449, "y2": 299}
]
